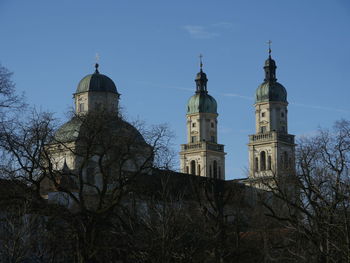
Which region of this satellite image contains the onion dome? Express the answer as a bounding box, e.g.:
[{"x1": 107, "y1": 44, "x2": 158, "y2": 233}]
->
[
  {"x1": 75, "y1": 63, "x2": 119, "y2": 95},
  {"x1": 255, "y1": 54, "x2": 287, "y2": 103},
  {"x1": 187, "y1": 93, "x2": 217, "y2": 114},
  {"x1": 187, "y1": 58, "x2": 217, "y2": 114}
]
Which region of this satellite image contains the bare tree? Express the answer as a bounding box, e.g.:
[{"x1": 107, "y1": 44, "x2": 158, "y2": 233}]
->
[
  {"x1": 0, "y1": 108, "x2": 177, "y2": 262},
  {"x1": 262, "y1": 120, "x2": 350, "y2": 262},
  {"x1": 0, "y1": 63, "x2": 25, "y2": 118}
]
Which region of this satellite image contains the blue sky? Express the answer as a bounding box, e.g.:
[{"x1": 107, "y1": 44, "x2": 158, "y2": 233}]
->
[{"x1": 0, "y1": 0, "x2": 349, "y2": 179}]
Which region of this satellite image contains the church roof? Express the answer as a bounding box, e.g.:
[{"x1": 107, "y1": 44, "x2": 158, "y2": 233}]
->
[
  {"x1": 53, "y1": 116, "x2": 145, "y2": 144},
  {"x1": 255, "y1": 81, "x2": 287, "y2": 103},
  {"x1": 187, "y1": 93, "x2": 217, "y2": 114},
  {"x1": 75, "y1": 64, "x2": 119, "y2": 95}
]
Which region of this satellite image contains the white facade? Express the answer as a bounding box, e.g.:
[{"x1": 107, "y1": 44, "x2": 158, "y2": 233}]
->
[{"x1": 74, "y1": 91, "x2": 119, "y2": 115}]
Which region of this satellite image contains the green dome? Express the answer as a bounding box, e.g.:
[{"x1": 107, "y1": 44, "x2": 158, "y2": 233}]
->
[
  {"x1": 75, "y1": 68, "x2": 118, "y2": 94},
  {"x1": 187, "y1": 93, "x2": 217, "y2": 114},
  {"x1": 255, "y1": 81, "x2": 287, "y2": 103},
  {"x1": 53, "y1": 116, "x2": 145, "y2": 144}
]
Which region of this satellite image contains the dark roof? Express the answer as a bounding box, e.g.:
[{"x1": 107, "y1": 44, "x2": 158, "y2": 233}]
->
[
  {"x1": 128, "y1": 169, "x2": 248, "y2": 202},
  {"x1": 75, "y1": 71, "x2": 118, "y2": 94}
]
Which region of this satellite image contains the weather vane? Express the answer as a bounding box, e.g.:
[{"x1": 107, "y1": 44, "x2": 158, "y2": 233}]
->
[
  {"x1": 199, "y1": 54, "x2": 203, "y2": 70},
  {"x1": 267, "y1": 40, "x2": 272, "y2": 56}
]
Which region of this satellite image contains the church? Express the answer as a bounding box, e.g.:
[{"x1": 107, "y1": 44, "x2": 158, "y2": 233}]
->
[
  {"x1": 1, "y1": 48, "x2": 299, "y2": 262},
  {"x1": 42, "y1": 47, "x2": 296, "y2": 201}
]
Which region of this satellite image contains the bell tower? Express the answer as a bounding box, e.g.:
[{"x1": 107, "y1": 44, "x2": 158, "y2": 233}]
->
[
  {"x1": 180, "y1": 56, "x2": 226, "y2": 179},
  {"x1": 248, "y1": 45, "x2": 296, "y2": 188}
]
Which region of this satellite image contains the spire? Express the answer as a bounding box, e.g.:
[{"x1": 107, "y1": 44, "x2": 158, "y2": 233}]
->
[
  {"x1": 195, "y1": 54, "x2": 208, "y2": 93},
  {"x1": 264, "y1": 40, "x2": 277, "y2": 82}
]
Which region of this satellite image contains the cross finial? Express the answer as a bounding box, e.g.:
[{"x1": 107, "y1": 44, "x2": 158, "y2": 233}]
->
[
  {"x1": 199, "y1": 54, "x2": 203, "y2": 71},
  {"x1": 267, "y1": 40, "x2": 272, "y2": 57},
  {"x1": 94, "y1": 53, "x2": 100, "y2": 73}
]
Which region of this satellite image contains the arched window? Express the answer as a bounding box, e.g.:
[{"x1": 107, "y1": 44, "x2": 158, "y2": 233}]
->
[
  {"x1": 284, "y1": 152, "x2": 288, "y2": 169},
  {"x1": 213, "y1": 160, "x2": 218, "y2": 179},
  {"x1": 209, "y1": 165, "x2": 212, "y2": 178},
  {"x1": 289, "y1": 158, "x2": 292, "y2": 169},
  {"x1": 191, "y1": 160, "x2": 196, "y2": 175},
  {"x1": 268, "y1": 155, "x2": 272, "y2": 170},
  {"x1": 255, "y1": 157, "x2": 259, "y2": 172},
  {"x1": 198, "y1": 164, "x2": 201, "y2": 176},
  {"x1": 260, "y1": 151, "x2": 266, "y2": 171}
]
